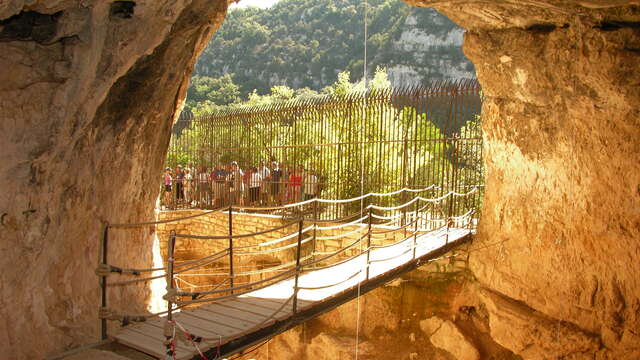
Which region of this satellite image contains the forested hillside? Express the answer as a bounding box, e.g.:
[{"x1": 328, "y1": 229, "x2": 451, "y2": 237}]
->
[{"x1": 190, "y1": 0, "x2": 474, "y2": 107}]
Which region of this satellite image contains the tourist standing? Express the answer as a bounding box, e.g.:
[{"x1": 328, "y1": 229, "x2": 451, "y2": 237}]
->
[
  {"x1": 303, "y1": 168, "x2": 318, "y2": 201},
  {"x1": 248, "y1": 167, "x2": 262, "y2": 206},
  {"x1": 184, "y1": 168, "x2": 193, "y2": 205},
  {"x1": 257, "y1": 160, "x2": 271, "y2": 206},
  {"x1": 288, "y1": 166, "x2": 303, "y2": 203},
  {"x1": 163, "y1": 167, "x2": 173, "y2": 210},
  {"x1": 198, "y1": 165, "x2": 209, "y2": 207},
  {"x1": 228, "y1": 161, "x2": 244, "y2": 206},
  {"x1": 212, "y1": 164, "x2": 227, "y2": 207},
  {"x1": 175, "y1": 165, "x2": 185, "y2": 205},
  {"x1": 270, "y1": 161, "x2": 283, "y2": 205}
]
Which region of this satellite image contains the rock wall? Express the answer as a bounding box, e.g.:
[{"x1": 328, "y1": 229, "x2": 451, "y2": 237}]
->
[
  {"x1": 406, "y1": 1, "x2": 640, "y2": 358},
  {"x1": 0, "y1": 1, "x2": 230, "y2": 359},
  {"x1": 2, "y1": 0, "x2": 639, "y2": 359}
]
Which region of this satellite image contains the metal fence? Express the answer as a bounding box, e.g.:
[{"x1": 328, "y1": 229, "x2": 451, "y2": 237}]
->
[{"x1": 164, "y1": 79, "x2": 483, "y2": 221}]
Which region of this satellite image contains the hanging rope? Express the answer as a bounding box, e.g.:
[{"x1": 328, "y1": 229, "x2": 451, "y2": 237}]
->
[{"x1": 355, "y1": 1, "x2": 368, "y2": 358}]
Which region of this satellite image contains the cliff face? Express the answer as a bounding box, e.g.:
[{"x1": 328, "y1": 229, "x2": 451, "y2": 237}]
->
[
  {"x1": 407, "y1": 1, "x2": 640, "y2": 358},
  {"x1": 1, "y1": 0, "x2": 639, "y2": 359},
  {"x1": 386, "y1": 11, "x2": 475, "y2": 86},
  {"x1": 193, "y1": 2, "x2": 474, "y2": 96},
  {"x1": 0, "y1": 1, "x2": 229, "y2": 358}
]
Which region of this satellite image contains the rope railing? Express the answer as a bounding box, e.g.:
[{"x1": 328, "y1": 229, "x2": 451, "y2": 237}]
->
[
  {"x1": 174, "y1": 218, "x2": 299, "y2": 240},
  {"x1": 96, "y1": 185, "x2": 479, "y2": 342}
]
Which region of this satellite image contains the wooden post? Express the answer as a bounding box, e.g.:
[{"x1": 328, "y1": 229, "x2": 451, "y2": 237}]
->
[
  {"x1": 100, "y1": 223, "x2": 109, "y2": 340},
  {"x1": 228, "y1": 206, "x2": 234, "y2": 293},
  {"x1": 365, "y1": 207, "x2": 372, "y2": 280},
  {"x1": 292, "y1": 219, "x2": 304, "y2": 314}
]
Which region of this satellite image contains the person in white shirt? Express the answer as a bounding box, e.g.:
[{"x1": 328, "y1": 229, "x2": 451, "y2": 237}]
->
[
  {"x1": 228, "y1": 161, "x2": 245, "y2": 206},
  {"x1": 257, "y1": 160, "x2": 271, "y2": 205},
  {"x1": 248, "y1": 167, "x2": 262, "y2": 206},
  {"x1": 184, "y1": 168, "x2": 193, "y2": 204},
  {"x1": 303, "y1": 169, "x2": 318, "y2": 201}
]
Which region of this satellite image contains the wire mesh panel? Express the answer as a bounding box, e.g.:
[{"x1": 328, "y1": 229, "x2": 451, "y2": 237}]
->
[{"x1": 164, "y1": 80, "x2": 483, "y2": 224}]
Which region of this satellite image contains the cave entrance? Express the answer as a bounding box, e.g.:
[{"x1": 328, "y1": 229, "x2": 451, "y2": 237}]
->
[{"x1": 164, "y1": 80, "x2": 483, "y2": 225}]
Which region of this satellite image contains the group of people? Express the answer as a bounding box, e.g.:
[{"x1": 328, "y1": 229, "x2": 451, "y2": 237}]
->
[{"x1": 161, "y1": 160, "x2": 320, "y2": 210}]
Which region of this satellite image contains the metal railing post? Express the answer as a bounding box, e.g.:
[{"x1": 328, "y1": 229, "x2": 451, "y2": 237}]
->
[
  {"x1": 311, "y1": 200, "x2": 318, "y2": 266},
  {"x1": 165, "y1": 231, "x2": 177, "y2": 358},
  {"x1": 365, "y1": 207, "x2": 372, "y2": 280},
  {"x1": 292, "y1": 218, "x2": 304, "y2": 314},
  {"x1": 228, "y1": 206, "x2": 234, "y2": 293},
  {"x1": 413, "y1": 201, "x2": 419, "y2": 259},
  {"x1": 100, "y1": 223, "x2": 109, "y2": 340}
]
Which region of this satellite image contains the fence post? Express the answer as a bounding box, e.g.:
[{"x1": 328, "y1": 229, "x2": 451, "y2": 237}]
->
[
  {"x1": 165, "y1": 231, "x2": 177, "y2": 359},
  {"x1": 292, "y1": 218, "x2": 304, "y2": 314},
  {"x1": 228, "y1": 206, "x2": 234, "y2": 293},
  {"x1": 413, "y1": 201, "x2": 419, "y2": 259},
  {"x1": 311, "y1": 200, "x2": 318, "y2": 266},
  {"x1": 99, "y1": 222, "x2": 109, "y2": 340},
  {"x1": 366, "y1": 207, "x2": 372, "y2": 280}
]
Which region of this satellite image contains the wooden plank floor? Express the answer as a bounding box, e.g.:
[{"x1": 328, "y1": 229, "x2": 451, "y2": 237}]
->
[{"x1": 114, "y1": 227, "x2": 471, "y2": 360}]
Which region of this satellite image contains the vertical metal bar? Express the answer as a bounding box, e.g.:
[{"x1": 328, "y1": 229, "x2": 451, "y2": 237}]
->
[
  {"x1": 365, "y1": 207, "x2": 372, "y2": 280},
  {"x1": 413, "y1": 201, "x2": 419, "y2": 259},
  {"x1": 311, "y1": 200, "x2": 318, "y2": 266},
  {"x1": 293, "y1": 218, "x2": 304, "y2": 314},
  {"x1": 228, "y1": 206, "x2": 234, "y2": 293},
  {"x1": 100, "y1": 223, "x2": 109, "y2": 340},
  {"x1": 165, "y1": 231, "x2": 176, "y2": 358}
]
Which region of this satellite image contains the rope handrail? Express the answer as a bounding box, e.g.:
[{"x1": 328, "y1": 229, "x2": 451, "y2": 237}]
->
[
  {"x1": 233, "y1": 224, "x2": 314, "y2": 250},
  {"x1": 108, "y1": 249, "x2": 229, "y2": 286},
  {"x1": 301, "y1": 232, "x2": 367, "y2": 268},
  {"x1": 105, "y1": 185, "x2": 464, "y2": 229},
  {"x1": 370, "y1": 212, "x2": 404, "y2": 220},
  {"x1": 315, "y1": 215, "x2": 368, "y2": 230},
  {"x1": 315, "y1": 185, "x2": 437, "y2": 204},
  {"x1": 104, "y1": 248, "x2": 230, "y2": 275},
  {"x1": 174, "y1": 219, "x2": 300, "y2": 240},
  {"x1": 315, "y1": 226, "x2": 368, "y2": 241},
  {"x1": 174, "y1": 270, "x2": 298, "y2": 305},
  {"x1": 234, "y1": 234, "x2": 314, "y2": 255},
  {"x1": 296, "y1": 268, "x2": 364, "y2": 290},
  {"x1": 109, "y1": 208, "x2": 224, "y2": 229},
  {"x1": 370, "y1": 218, "x2": 419, "y2": 235},
  {"x1": 416, "y1": 187, "x2": 478, "y2": 203},
  {"x1": 367, "y1": 196, "x2": 420, "y2": 211}
]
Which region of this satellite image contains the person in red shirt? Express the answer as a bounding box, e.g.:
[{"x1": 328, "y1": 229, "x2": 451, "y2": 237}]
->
[{"x1": 288, "y1": 165, "x2": 303, "y2": 203}]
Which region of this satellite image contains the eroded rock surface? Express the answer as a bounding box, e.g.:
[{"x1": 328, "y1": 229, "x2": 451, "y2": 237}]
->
[
  {"x1": 407, "y1": 1, "x2": 640, "y2": 358},
  {"x1": 0, "y1": 1, "x2": 230, "y2": 358},
  {"x1": 1, "y1": 0, "x2": 639, "y2": 359}
]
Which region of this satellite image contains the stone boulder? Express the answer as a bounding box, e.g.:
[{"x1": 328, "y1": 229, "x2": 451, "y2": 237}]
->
[
  {"x1": 420, "y1": 316, "x2": 480, "y2": 360},
  {"x1": 479, "y1": 288, "x2": 601, "y2": 359}
]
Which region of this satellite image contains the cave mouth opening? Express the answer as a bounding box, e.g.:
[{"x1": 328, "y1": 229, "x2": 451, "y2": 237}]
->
[{"x1": 160, "y1": 0, "x2": 485, "y2": 223}]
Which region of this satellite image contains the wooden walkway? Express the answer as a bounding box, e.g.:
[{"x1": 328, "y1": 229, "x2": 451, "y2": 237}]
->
[{"x1": 113, "y1": 227, "x2": 472, "y2": 360}]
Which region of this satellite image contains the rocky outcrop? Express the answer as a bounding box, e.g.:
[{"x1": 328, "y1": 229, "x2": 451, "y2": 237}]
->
[
  {"x1": 2, "y1": 0, "x2": 639, "y2": 359},
  {"x1": 0, "y1": 1, "x2": 230, "y2": 359},
  {"x1": 406, "y1": 0, "x2": 640, "y2": 358},
  {"x1": 479, "y1": 288, "x2": 600, "y2": 359},
  {"x1": 420, "y1": 317, "x2": 480, "y2": 360}
]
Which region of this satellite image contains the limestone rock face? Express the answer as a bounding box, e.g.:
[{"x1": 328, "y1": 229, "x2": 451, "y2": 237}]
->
[
  {"x1": 2, "y1": 0, "x2": 639, "y2": 359},
  {"x1": 479, "y1": 288, "x2": 600, "y2": 359},
  {"x1": 0, "y1": 1, "x2": 229, "y2": 359},
  {"x1": 421, "y1": 317, "x2": 480, "y2": 360},
  {"x1": 405, "y1": 0, "x2": 640, "y2": 358}
]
